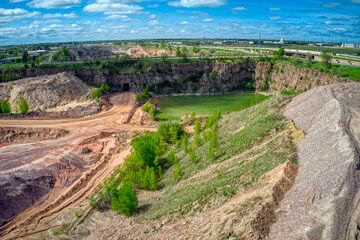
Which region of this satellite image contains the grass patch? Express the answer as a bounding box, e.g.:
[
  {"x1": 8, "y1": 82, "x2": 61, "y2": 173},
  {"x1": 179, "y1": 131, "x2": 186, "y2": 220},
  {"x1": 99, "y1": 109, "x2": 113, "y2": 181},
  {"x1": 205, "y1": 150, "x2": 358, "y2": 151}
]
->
[{"x1": 138, "y1": 96, "x2": 296, "y2": 221}]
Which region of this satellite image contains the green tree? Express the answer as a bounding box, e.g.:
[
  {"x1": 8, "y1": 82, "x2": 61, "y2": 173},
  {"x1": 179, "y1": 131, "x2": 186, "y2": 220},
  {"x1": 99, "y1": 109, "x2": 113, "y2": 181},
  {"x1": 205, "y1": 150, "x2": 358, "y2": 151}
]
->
[
  {"x1": 305, "y1": 52, "x2": 313, "y2": 66},
  {"x1": 176, "y1": 47, "x2": 181, "y2": 57},
  {"x1": 192, "y1": 45, "x2": 200, "y2": 54},
  {"x1": 173, "y1": 163, "x2": 182, "y2": 183},
  {"x1": 320, "y1": 50, "x2": 332, "y2": 69},
  {"x1": 276, "y1": 47, "x2": 285, "y2": 60},
  {"x1": 290, "y1": 54, "x2": 300, "y2": 65},
  {"x1": 167, "y1": 44, "x2": 172, "y2": 52},
  {"x1": 22, "y1": 50, "x2": 29, "y2": 63},
  {"x1": 158, "y1": 120, "x2": 186, "y2": 143},
  {"x1": 1, "y1": 100, "x2": 11, "y2": 113},
  {"x1": 194, "y1": 120, "x2": 202, "y2": 135},
  {"x1": 111, "y1": 181, "x2": 138, "y2": 217},
  {"x1": 18, "y1": 97, "x2": 29, "y2": 114}
]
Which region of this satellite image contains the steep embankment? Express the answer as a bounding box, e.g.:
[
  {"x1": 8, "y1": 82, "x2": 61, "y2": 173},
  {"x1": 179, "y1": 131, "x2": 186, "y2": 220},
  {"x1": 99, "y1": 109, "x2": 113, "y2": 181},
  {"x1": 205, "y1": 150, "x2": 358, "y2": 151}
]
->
[
  {"x1": 268, "y1": 82, "x2": 360, "y2": 240},
  {"x1": 1, "y1": 62, "x2": 349, "y2": 94},
  {"x1": 0, "y1": 72, "x2": 100, "y2": 116}
]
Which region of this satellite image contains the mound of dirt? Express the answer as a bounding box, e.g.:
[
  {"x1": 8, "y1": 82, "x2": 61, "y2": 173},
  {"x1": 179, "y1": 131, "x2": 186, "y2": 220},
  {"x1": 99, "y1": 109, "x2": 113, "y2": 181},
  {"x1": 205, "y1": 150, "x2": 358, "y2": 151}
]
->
[
  {"x1": 268, "y1": 82, "x2": 360, "y2": 239},
  {"x1": 0, "y1": 72, "x2": 99, "y2": 114}
]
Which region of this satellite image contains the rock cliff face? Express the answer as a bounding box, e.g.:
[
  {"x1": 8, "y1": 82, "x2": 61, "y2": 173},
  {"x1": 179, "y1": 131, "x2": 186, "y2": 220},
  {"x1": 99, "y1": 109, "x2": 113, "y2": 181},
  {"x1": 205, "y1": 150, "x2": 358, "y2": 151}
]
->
[
  {"x1": 2, "y1": 61, "x2": 350, "y2": 94},
  {"x1": 268, "y1": 82, "x2": 360, "y2": 240}
]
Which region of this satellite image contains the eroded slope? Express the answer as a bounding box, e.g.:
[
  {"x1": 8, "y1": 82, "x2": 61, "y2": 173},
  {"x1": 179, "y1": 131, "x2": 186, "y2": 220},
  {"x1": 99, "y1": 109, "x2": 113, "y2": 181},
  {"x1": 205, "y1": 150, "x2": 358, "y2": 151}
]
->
[{"x1": 268, "y1": 82, "x2": 360, "y2": 240}]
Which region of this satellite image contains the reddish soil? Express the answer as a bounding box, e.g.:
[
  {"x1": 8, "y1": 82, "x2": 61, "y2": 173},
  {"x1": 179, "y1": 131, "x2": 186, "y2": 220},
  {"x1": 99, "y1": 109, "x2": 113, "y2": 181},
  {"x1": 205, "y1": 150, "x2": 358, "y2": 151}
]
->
[{"x1": 0, "y1": 92, "x2": 155, "y2": 239}]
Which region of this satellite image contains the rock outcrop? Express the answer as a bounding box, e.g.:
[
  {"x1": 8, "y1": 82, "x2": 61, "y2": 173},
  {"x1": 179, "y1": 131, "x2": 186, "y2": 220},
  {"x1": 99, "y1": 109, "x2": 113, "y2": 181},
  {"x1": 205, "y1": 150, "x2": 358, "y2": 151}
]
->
[
  {"x1": 268, "y1": 82, "x2": 360, "y2": 240},
  {"x1": 2, "y1": 62, "x2": 349, "y2": 95}
]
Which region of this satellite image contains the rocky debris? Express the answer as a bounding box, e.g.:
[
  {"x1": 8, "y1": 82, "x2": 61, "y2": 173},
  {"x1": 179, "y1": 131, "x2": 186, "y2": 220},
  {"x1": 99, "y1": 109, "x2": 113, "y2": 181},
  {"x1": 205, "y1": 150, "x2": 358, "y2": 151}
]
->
[
  {"x1": 268, "y1": 82, "x2": 360, "y2": 240},
  {"x1": 0, "y1": 127, "x2": 69, "y2": 144},
  {"x1": 0, "y1": 72, "x2": 99, "y2": 113},
  {"x1": 0, "y1": 170, "x2": 56, "y2": 227}
]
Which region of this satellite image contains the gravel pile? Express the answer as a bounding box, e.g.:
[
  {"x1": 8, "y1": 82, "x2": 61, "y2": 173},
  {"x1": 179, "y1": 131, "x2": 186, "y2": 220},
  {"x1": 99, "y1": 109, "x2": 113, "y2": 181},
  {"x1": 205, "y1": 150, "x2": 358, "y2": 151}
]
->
[{"x1": 268, "y1": 82, "x2": 360, "y2": 240}]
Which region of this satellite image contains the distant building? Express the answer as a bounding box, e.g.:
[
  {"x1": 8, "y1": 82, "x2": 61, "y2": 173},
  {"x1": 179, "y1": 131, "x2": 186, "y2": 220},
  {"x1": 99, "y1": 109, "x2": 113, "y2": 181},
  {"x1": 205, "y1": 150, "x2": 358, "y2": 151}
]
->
[
  {"x1": 342, "y1": 43, "x2": 360, "y2": 48},
  {"x1": 280, "y1": 38, "x2": 284, "y2": 44}
]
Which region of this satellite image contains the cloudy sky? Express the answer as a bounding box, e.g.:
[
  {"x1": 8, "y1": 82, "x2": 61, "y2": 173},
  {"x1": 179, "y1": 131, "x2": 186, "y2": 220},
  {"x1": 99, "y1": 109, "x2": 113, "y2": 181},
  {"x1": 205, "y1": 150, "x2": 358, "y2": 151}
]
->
[{"x1": 0, "y1": 0, "x2": 359, "y2": 46}]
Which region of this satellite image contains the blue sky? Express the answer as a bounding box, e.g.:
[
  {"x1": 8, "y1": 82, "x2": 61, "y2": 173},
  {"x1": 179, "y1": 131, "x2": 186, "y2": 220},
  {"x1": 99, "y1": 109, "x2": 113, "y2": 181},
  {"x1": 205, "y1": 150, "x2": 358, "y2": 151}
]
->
[{"x1": 0, "y1": 0, "x2": 359, "y2": 45}]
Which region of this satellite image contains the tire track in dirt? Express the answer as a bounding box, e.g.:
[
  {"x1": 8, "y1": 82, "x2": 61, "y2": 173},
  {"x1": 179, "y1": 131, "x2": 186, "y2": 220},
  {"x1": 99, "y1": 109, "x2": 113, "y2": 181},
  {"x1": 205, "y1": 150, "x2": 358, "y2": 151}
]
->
[{"x1": 0, "y1": 92, "x2": 154, "y2": 239}]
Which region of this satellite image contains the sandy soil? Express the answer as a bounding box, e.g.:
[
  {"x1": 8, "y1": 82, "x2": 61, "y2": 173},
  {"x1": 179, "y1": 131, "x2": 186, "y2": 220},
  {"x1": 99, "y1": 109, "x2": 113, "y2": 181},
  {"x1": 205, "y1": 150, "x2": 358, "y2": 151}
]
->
[{"x1": 0, "y1": 92, "x2": 155, "y2": 239}]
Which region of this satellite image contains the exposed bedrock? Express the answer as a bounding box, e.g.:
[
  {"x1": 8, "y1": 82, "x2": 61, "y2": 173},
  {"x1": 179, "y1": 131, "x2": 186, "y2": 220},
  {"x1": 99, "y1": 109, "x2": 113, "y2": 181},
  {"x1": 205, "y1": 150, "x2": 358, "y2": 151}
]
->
[
  {"x1": 2, "y1": 62, "x2": 349, "y2": 94},
  {"x1": 268, "y1": 82, "x2": 360, "y2": 240}
]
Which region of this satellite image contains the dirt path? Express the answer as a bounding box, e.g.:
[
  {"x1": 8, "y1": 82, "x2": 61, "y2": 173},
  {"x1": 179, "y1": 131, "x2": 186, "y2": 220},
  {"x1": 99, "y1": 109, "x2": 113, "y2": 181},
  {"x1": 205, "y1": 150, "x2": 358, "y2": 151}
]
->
[{"x1": 0, "y1": 92, "x2": 154, "y2": 239}]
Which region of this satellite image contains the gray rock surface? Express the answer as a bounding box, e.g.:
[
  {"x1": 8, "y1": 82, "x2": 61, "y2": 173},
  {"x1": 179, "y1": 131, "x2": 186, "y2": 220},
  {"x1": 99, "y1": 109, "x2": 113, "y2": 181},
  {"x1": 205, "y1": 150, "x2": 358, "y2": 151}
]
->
[{"x1": 267, "y1": 82, "x2": 360, "y2": 240}]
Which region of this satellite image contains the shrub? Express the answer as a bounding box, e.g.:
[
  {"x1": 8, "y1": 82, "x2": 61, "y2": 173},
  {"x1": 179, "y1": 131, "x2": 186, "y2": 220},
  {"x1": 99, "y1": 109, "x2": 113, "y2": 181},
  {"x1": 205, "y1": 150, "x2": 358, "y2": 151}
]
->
[
  {"x1": 92, "y1": 89, "x2": 102, "y2": 100},
  {"x1": 136, "y1": 84, "x2": 151, "y2": 102},
  {"x1": 1, "y1": 100, "x2": 11, "y2": 113},
  {"x1": 129, "y1": 166, "x2": 158, "y2": 190},
  {"x1": 111, "y1": 181, "x2": 138, "y2": 217},
  {"x1": 194, "y1": 120, "x2": 202, "y2": 135},
  {"x1": 82, "y1": 147, "x2": 92, "y2": 154},
  {"x1": 167, "y1": 149, "x2": 178, "y2": 165},
  {"x1": 205, "y1": 109, "x2": 221, "y2": 128},
  {"x1": 142, "y1": 100, "x2": 156, "y2": 120},
  {"x1": 190, "y1": 151, "x2": 196, "y2": 163},
  {"x1": 173, "y1": 163, "x2": 182, "y2": 183},
  {"x1": 123, "y1": 132, "x2": 166, "y2": 171},
  {"x1": 158, "y1": 120, "x2": 186, "y2": 143},
  {"x1": 18, "y1": 97, "x2": 29, "y2": 114}
]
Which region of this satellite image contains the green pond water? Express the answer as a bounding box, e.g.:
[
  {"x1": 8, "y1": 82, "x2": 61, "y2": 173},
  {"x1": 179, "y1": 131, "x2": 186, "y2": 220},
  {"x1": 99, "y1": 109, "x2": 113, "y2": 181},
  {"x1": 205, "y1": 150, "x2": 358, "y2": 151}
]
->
[{"x1": 155, "y1": 93, "x2": 269, "y2": 120}]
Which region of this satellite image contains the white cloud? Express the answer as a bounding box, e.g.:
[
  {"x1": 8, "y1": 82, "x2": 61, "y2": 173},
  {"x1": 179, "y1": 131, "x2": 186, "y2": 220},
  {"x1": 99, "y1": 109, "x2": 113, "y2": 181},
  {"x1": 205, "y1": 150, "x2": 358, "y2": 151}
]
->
[
  {"x1": 202, "y1": 18, "x2": 212, "y2": 22},
  {"x1": 327, "y1": 27, "x2": 347, "y2": 32},
  {"x1": 27, "y1": 0, "x2": 81, "y2": 9},
  {"x1": 147, "y1": 20, "x2": 159, "y2": 25},
  {"x1": 179, "y1": 21, "x2": 189, "y2": 24},
  {"x1": 43, "y1": 13, "x2": 77, "y2": 18},
  {"x1": 270, "y1": 16, "x2": 281, "y2": 20},
  {"x1": 33, "y1": 19, "x2": 62, "y2": 24},
  {"x1": 83, "y1": 3, "x2": 143, "y2": 14},
  {"x1": 149, "y1": 14, "x2": 156, "y2": 18},
  {"x1": 270, "y1": 7, "x2": 280, "y2": 11},
  {"x1": 322, "y1": 2, "x2": 340, "y2": 7},
  {"x1": 0, "y1": 8, "x2": 40, "y2": 23},
  {"x1": 168, "y1": 0, "x2": 226, "y2": 8},
  {"x1": 104, "y1": 14, "x2": 127, "y2": 20},
  {"x1": 324, "y1": 21, "x2": 332, "y2": 24},
  {"x1": 232, "y1": 7, "x2": 247, "y2": 10},
  {"x1": 10, "y1": 0, "x2": 27, "y2": 2},
  {"x1": 180, "y1": 29, "x2": 185, "y2": 32},
  {"x1": 148, "y1": 4, "x2": 159, "y2": 8}
]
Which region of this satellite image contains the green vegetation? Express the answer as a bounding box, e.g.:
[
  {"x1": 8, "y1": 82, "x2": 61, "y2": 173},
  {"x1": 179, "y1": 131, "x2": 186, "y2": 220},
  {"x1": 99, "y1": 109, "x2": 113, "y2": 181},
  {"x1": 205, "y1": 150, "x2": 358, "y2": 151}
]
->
[
  {"x1": 157, "y1": 120, "x2": 186, "y2": 143},
  {"x1": 156, "y1": 93, "x2": 269, "y2": 120},
  {"x1": 89, "y1": 120, "x2": 186, "y2": 217},
  {"x1": 138, "y1": 96, "x2": 296, "y2": 220},
  {"x1": 142, "y1": 100, "x2": 156, "y2": 120},
  {"x1": 92, "y1": 83, "x2": 109, "y2": 100},
  {"x1": 18, "y1": 97, "x2": 29, "y2": 114},
  {"x1": 0, "y1": 100, "x2": 11, "y2": 113},
  {"x1": 136, "y1": 84, "x2": 151, "y2": 101},
  {"x1": 111, "y1": 181, "x2": 138, "y2": 217},
  {"x1": 52, "y1": 46, "x2": 71, "y2": 62}
]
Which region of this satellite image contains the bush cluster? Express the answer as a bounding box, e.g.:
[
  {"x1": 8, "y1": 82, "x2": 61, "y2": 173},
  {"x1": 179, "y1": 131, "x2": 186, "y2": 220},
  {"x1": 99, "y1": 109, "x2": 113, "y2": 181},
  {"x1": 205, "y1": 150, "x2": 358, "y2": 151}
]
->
[
  {"x1": 92, "y1": 83, "x2": 109, "y2": 100},
  {"x1": 136, "y1": 84, "x2": 151, "y2": 101},
  {"x1": 90, "y1": 120, "x2": 187, "y2": 217},
  {"x1": 142, "y1": 100, "x2": 156, "y2": 120}
]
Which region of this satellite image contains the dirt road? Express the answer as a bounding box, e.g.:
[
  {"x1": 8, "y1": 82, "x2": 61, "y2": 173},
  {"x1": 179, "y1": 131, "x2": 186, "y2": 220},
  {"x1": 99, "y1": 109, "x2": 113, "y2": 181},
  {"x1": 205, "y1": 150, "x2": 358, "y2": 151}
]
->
[{"x1": 0, "y1": 92, "x2": 153, "y2": 238}]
